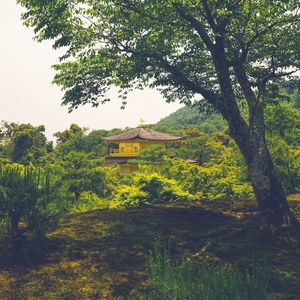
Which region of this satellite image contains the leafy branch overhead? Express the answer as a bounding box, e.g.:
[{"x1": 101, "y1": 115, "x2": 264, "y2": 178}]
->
[{"x1": 18, "y1": 0, "x2": 300, "y2": 111}]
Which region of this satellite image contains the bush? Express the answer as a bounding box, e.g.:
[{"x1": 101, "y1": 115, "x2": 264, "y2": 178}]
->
[
  {"x1": 110, "y1": 185, "x2": 148, "y2": 208},
  {"x1": 139, "y1": 243, "x2": 270, "y2": 300},
  {"x1": 111, "y1": 172, "x2": 193, "y2": 208},
  {"x1": 0, "y1": 163, "x2": 55, "y2": 239},
  {"x1": 205, "y1": 166, "x2": 254, "y2": 201},
  {"x1": 134, "y1": 172, "x2": 193, "y2": 202},
  {"x1": 69, "y1": 191, "x2": 109, "y2": 213},
  {"x1": 162, "y1": 157, "x2": 253, "y2": 201}
]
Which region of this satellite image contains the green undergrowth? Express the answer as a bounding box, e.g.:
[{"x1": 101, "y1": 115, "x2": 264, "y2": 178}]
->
[
  {"x1": 138, "y1": 243, "x2": 270, "y2": 300},
  {"x1": 0, "y1": 201, "x2": 299, "y2": 299}
]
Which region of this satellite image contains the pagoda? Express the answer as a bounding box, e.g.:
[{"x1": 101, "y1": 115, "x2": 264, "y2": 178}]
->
[{"x1": 104, "y1": 124, "x2": 183, "y2": 164}]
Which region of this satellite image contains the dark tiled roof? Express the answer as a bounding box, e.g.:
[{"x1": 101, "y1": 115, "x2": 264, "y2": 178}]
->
[{"x1": 104, "y1": 127, "x2": 183, "y2": 142}]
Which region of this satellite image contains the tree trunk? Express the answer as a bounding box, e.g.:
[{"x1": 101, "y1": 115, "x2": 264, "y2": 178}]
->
[
  {"x1": 229, "y1": 103, "x2": 298, "y2": 226},
  {"x1": 211, "y1": 37, "x2": 297, "y2": 226},
  {"x1": 245, "y1": 138, "x2": 297, "y2": 226}
]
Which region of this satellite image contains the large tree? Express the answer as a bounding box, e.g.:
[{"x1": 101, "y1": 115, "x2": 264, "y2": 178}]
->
[{"x1": 18, "y1": 0, "x2": 300, "y2": 225}]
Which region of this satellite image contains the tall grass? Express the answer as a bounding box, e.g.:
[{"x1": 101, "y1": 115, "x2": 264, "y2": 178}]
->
[{"x1": 139, "y1": 243, "x2": 270, "y2": 300}]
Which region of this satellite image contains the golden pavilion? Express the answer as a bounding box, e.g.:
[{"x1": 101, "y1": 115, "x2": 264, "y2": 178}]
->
[{"x1": 104, "y1": 126, "x2": 183, "y2": 160}]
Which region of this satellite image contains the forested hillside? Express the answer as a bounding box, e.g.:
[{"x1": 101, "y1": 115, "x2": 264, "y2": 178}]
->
[{"x1": 153, "y1": 106, "x2": 226, "y2": 134}]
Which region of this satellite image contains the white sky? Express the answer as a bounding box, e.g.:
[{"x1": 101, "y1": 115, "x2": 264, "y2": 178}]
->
[{"x1": 0, "y1": 1, "x2": 182, "y2": 139}]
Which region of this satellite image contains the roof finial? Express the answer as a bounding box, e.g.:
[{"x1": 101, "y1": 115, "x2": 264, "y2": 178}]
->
[{"x1": 139, "y1": 118, "x2": 145, "y2": 127}]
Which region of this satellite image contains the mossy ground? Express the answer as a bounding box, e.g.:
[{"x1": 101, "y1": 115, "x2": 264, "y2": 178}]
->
[{"x1": 0, "y1": 198, "x2": 299, "y2": 300}]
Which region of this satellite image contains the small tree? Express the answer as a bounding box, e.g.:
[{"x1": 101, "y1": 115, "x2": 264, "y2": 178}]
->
[
  {"x1": 0, "y1": 164, "x2": 51, "y2": 239},
  {"x1": 60, "y1": 151, "x2": 115, "y2": 201}
]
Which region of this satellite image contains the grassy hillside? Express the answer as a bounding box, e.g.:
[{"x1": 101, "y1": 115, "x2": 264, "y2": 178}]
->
[{"x1": 153, "y1": 106, "x2": 226, "y2": 134}]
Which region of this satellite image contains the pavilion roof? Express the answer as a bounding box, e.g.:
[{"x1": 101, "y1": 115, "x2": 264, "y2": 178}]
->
[{"x1": 104, "y1": 127, "x2": 183, "y2": 142}]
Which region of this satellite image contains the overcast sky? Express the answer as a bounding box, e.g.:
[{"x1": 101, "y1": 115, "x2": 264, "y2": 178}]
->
[{"x1": 0, "y1": 1, "x2": 182, "y2": 139}]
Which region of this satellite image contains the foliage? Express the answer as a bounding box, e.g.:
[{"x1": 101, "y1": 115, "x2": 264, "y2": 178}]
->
[
  {"x1": 54, "y1": 124, "x2": 111, "y2": 157},
  {"x1": 0, "y1": 111, "x2": 299, "y2": 215},
  {"x1": 69, "y1": 191, "x2": 109, "y2": 213},
  {"x1": 265, "y1": 103, "x2": 300, "y2": 145},
  {"x1": 110, "y1": 185, "x2": 148, "y2": 208},
  {"x1": 138, "y1": 144, "x2": 170, "y2": 162},
  {"x1": 268, "y1": 138, "x2": 300, "y2": 194},
  {"x1": 17, "y1": 0, "x2": 300, "y2": 110},
  {"x1": 0, "y1": 122, "x2": 50, "y2": 164},
  {"x1": 0, "y1": 164, "x2": 54, "y2": 238},
  {"x1": 59, "y1": 151, "x2": 118, "y2": 201},
  {"x1": 111, "y1": 171, "x2": 192, "y2": 208},
  {"x1": 176, "y1": 129, "x2": 213, "y2": 165},
  {"x1": 141, "y1": 243, "x2": 270, "y2": 300},
  {"x1": 1, "y1": 117, "x2": 299, "y2": 212},
  {"x1": 135, "y1": 172, "x2": 193, "y2": 202},
  {"x1": 162, "y1": 143, "x2": 253, "y2": 202},
  {"x1": 265, "y1": 104, "x2": 300, "y2": 194}
]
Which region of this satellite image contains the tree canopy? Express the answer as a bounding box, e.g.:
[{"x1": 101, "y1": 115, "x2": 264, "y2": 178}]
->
[{"x1": 17, "y1": 0, "x2": 300, "y2": 111}]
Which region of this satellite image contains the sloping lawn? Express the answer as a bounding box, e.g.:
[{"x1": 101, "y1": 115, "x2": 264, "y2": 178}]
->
[{"x1": 0, "y1": 202, "x2": 299, "y2": 299}]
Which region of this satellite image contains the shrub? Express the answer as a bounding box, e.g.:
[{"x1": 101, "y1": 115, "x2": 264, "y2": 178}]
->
[
  {"x1": 111, "y1": 172, "x2": 193, "y2": 208},
  {"x1": 0, "y1": 163, "x2": 55, "y2": 239},
  {"x1": 69, "y1": 191, "x2": 109, "y2": 213},
  {"x1": 134, "y1": 172, "x2": 193, "y2": 203},
  {"x1": 205, "y1": 167, "x2": 253, "y2": 201},
  {"x1": 161, "y1": 157, "x2": 254, "y2": 201},
  {"x1": 110, "y1": 185, "x2": 148, "y2": 208}
]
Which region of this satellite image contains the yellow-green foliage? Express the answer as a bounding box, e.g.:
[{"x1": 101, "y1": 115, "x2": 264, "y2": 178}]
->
[
  {"x1": 112, "y1": 138, "x2": 254, "y2": 208},
  {"x1": 110, "y1": 185, "x2": 148, "y2": 208},
  {"x1": 69, "y1": 191, "x2": 109, "y2": 213},
  {"x1": 65, "y1": 165, "x2": 120, "y2": 212},
  {"x1": 110, "y1": 137, "x2": 254, "y2": 208},
  {"x1": 134, "y1": 172, "x2": 193, "y2": 201},
  {"x1": 161, "y1": 141, "x2": 253, "y2": 201},
  {"x1": 111, "y1": 172, "x2": 193, "y2": 208}
]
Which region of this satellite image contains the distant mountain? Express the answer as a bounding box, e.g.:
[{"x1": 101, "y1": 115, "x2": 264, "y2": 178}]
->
[{"x1": 153, "y1": 106, "x2": 226, "y2": 134}]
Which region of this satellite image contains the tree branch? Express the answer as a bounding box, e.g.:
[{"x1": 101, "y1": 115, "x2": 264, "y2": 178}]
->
[
  {"x1": 245, "y1": 13, "x2": 300, "y2": 53},
  {"x1": 146, "y1": 52, "x2": 222, "y2": 107},
  {"x1": 175, "y1": 3, "x2": 215, "y2": 52},
  {"x1": 200, "y1": 0, "x2": 217, "y2": 31},
  {"x1": 109, "y1": 39, "x2": 224, "y2": 111}
]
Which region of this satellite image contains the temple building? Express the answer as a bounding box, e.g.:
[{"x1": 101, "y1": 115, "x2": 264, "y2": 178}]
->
[{"x1": 104, "y1": 124, "x2": 183, "y2": 166}]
